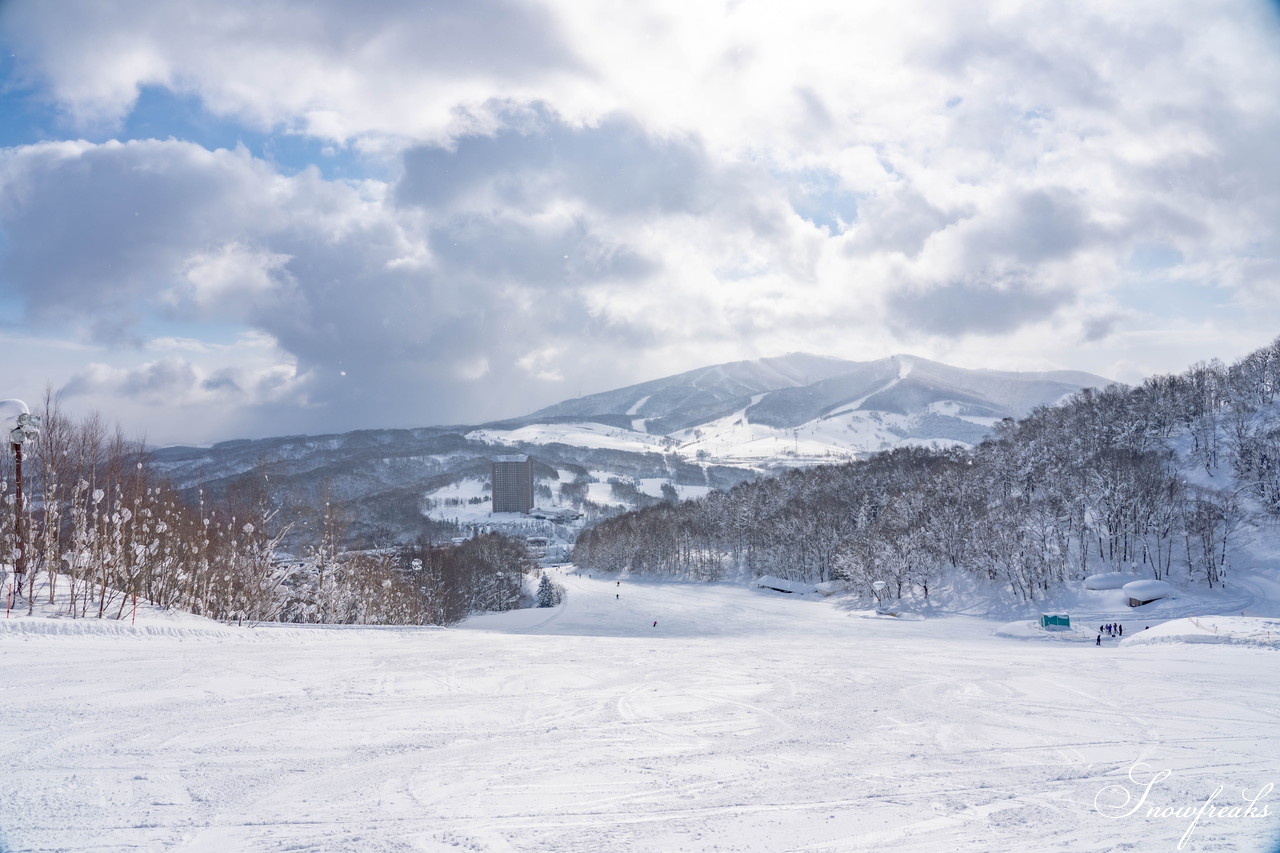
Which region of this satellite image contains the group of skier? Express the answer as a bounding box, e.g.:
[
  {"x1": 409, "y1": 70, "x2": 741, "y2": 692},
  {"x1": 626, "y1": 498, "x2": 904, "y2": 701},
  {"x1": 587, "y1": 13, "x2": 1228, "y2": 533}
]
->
[{"x1": 1096, "y1": 622, "x2": 1123, "y2": 645}]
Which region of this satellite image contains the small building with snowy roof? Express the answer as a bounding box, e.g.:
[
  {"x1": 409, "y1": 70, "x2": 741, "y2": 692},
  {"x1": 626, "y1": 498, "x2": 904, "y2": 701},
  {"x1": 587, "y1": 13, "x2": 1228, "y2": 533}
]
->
[{"x1": 1122, "y1": 579, "x2": 1173, "y2": 607}]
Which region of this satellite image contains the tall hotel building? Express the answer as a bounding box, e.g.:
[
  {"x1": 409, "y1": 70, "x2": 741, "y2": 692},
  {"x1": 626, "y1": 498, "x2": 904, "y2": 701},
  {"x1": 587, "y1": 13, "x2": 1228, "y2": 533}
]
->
[{"x1": 491, "y1": 454, "x2": 535, "y2": 514}]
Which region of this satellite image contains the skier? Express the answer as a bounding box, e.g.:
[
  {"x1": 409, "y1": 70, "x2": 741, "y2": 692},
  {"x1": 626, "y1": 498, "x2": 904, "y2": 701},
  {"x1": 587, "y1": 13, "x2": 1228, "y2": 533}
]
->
[
  {"x1": 1118, "y1": 624, "x2": 1123, "y2": 636},
  {"x1": 653, "y1": 620, "x2": 657, "y2": 627},
  {"x1": 1096, "y1": 635, "x2": 1101, "y2": 646}
]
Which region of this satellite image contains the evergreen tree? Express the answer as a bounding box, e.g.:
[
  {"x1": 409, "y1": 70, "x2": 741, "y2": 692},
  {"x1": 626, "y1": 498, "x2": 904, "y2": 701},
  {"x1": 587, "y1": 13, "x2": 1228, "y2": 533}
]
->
[{"x1": 536, "y1": 573, "x2": 557, "y2": 607}]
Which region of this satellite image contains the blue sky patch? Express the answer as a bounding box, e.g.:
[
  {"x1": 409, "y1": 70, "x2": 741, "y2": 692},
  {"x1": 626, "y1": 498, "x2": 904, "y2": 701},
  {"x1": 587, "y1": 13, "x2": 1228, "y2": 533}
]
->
[
  {"x1": 1127, "y1": 243, "x2": 1185, "y2": 273},
  {"x1": 788, "y1": 168, "x2": 860, "y2": 233}
]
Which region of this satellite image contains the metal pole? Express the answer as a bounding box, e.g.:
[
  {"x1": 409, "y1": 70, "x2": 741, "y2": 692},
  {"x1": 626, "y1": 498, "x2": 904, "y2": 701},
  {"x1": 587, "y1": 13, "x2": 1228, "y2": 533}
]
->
[{"x1": 12, "y1": 441, "x2": 24, "y2": 598}]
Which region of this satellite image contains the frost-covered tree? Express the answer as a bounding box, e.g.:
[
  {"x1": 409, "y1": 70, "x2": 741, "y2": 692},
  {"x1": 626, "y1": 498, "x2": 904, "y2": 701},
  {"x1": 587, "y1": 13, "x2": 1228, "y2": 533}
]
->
[
  {"x1": 575, "y1": 335, "x2": 1280, "y2": 603},
  {"x1": 536, "y1": 573, "x2": 558, "y2": 607}
]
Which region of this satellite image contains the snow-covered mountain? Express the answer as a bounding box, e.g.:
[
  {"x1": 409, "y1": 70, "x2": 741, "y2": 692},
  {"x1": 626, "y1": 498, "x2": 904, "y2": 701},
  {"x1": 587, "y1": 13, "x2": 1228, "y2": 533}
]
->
[
  {"x1": 480, "y1": 353, "x2": 1113, "y2": 467},
  {"x1": 528, "y1": 353, "x2": 861, "y2": 433},
  {"x1": 151, "y1": 353, "x2": 1111, "y2": 544}
]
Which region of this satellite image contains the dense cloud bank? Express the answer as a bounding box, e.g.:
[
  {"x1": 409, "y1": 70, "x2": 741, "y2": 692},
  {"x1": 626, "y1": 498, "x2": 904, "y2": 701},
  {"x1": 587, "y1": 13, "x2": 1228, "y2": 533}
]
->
[{"x1": 1, "y1": 2, "x2": 1279, "y2": 442}]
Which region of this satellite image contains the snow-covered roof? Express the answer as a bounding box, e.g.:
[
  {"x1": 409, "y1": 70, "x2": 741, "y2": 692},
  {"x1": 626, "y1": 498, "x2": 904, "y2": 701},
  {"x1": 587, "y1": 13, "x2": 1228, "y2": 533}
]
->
[
  {"x1": 1083, "y1": 572, "x2": 1143, "y2": 590},
  {"x1": 754, "y1": 575, "x2": 816, "y2": 594},
  {"x1": 491, "y1": 454, "x2": 531, "y2": 463},
  {"x1": 1122, "y1": 579, "x2": 1173, "y2": 601}
]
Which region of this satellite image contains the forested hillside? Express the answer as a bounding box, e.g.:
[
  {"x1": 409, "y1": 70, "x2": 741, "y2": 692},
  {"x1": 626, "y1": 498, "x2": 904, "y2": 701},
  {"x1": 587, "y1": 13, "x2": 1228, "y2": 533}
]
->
[
  {"x1": 0, "y1": 406, "x2": 538, "y2": 625},
  {"x1": 574, "y1": 338, "x2": 1280, "y2": 603}
]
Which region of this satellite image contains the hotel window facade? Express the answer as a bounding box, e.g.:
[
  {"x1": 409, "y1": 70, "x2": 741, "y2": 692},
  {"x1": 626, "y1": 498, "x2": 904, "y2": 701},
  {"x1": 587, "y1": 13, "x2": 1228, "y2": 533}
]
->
[{"x1": 491, "y1": 454, "x2": 535, "y2": 513}]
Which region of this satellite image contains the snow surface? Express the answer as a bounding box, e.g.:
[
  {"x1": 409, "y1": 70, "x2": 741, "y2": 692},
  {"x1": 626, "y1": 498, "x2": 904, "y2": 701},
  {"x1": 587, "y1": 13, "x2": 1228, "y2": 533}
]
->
[
  {"x1": 1122, "y1": 615, "x2": 1280, "y2": 650},
  {"x1": 670, "y1": 405, "x2": 977, "y2": 468},
  {"x1": 636, "y1": 478, "x2": 710, "y2": 501},
  {"x1": 467, "y1": 423, "x2": 667, "y2": 454},
  {"x1": 2, "y1": 572, "x2": 1279, "y2": 852},
  {"x1": 626, "y1": 395, "x2": 652, "y2": 417},
  {"x1": 426, "y1": 476, "x2": 488, "y2": 503},
  {"x1": 586, "y1": 481, "x2": 618, "y2": 505},
  {"x1": 421, "y1": 477, "x2": 499, "y2": 524},
  {"x1": 993, "y1": 620, "x2": 1098, "y2": 643},
  {"x1": 754, "y1": 575, "x2": 817, "y2": 595},
  {"x1": 468, "y1": 396, "x2": 988, "y2": 474}
]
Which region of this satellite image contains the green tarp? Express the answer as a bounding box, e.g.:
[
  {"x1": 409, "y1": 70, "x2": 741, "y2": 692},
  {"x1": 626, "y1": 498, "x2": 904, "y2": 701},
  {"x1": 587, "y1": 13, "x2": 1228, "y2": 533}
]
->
[{"x1": 1040, "y1": 614, "x2": 1071, "y2": 630}]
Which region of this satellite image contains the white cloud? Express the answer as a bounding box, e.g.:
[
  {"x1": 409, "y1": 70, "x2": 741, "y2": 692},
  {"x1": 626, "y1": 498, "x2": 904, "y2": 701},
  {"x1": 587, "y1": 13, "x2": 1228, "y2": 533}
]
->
[
  {"x1": 0, "y1": 0, "x2": 585, "y2": 142},
  {"x1": 1, "y1": 1, "x2": 1279, "y2": 440},
  {"x1": 47, "y1": 331, "x2": 308, "y2": 445},
  {"x1": 169, "y1": 242, "x2": 294, "y2": 314},
  {"x1": 516, "y1": 345, "x2": 565, "y2": 383},
  {"x1": 146, "y1": 336, "x2": 211, "y2": 353}
]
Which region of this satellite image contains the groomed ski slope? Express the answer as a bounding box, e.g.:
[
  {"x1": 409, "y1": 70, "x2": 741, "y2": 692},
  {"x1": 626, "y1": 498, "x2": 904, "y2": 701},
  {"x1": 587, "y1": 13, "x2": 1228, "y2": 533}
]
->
[{"x1": 2, "y1": 573, "x2": 1278, "y2": 853}]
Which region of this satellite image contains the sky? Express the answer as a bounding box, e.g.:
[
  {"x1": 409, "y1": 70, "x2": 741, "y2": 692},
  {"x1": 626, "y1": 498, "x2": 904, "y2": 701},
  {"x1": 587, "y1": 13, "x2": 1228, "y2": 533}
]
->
[{"x1": 2, "y1": 1, "x2": 1280, "y2": 446}]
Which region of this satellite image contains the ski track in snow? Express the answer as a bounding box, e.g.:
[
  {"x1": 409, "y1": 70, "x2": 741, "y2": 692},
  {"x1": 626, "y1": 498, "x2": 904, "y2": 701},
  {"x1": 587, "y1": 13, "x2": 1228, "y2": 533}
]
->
[
  {"x1": 625, "y1": 396, "x2": 652, "y2": 417},
  {"x1": 2, "y1": 573, "x2": 1279, "y2": 852}
]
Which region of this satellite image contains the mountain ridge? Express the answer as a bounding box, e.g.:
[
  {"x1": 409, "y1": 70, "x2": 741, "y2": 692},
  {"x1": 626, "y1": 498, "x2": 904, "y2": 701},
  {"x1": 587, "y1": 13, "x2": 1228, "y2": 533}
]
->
[
  {"x1": 150, "y1": 352, "x2": 1114, "y2": 545},
  {"x1": 521, "y1": 351, "x2": 1111, "y2": 439}
]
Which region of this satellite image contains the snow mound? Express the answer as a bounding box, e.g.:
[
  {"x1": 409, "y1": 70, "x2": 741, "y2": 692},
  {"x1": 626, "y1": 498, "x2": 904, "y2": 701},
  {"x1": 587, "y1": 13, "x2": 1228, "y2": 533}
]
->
[
  {"x1": 0, "y1": 575, "x2": 448, "y2": 642},
  {"x1": 0, "y1": 616, "x2": 256, "y2": 640},
  {"x1": 1121, "y1": 616, "x2": 1280, "y2": 650},
  {"x1": 849, "y1": 608, "x2": 925, "y2": 621},
  {"x1": 0, "y1": 614, "x2": 449, "y2": 642},
  {"x1": 1083, "y1": 572, "x2": 1143, "y2": 590},
  {"x1": 754, "y1": 575, "x2": 816, "y2": 595}
]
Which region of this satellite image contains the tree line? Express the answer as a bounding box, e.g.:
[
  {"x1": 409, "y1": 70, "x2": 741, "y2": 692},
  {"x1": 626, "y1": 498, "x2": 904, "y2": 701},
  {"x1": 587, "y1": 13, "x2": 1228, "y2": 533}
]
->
[
  {"x1": 1, "y1": 398, "x2": 536, "y2": 624},
  {"x1": 573, "y1": 337, "x2": 1280, "y2": 603}
]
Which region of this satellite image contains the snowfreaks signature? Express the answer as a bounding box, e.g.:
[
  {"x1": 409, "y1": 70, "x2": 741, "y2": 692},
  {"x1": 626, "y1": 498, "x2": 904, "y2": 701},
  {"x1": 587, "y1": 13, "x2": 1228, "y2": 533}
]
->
[{"x1": 1094, "y1": 761, "x2": 1273, "y2": 849}]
